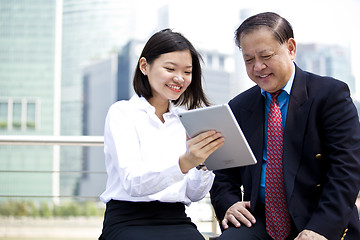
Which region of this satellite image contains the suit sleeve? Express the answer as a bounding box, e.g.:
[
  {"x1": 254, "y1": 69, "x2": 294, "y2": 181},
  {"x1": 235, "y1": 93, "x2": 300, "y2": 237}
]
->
[
  {"x1": 305, "y1": 81, "x2": 360, "y2": 238},
  {"x1": 210, "y1": 167, "x2": 243, "y2": 222}
]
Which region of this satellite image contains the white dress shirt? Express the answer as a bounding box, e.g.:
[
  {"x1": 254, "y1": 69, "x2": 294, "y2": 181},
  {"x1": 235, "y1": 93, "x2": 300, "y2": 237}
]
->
[{"x1": 100, "y1": 95, "x2": 215, "y2": 206}]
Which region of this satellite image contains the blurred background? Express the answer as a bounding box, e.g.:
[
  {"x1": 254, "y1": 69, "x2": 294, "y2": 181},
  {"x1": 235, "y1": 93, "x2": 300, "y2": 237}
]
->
[{"x1": 1, "y1": 0, "x2": 360, "y2": 239}]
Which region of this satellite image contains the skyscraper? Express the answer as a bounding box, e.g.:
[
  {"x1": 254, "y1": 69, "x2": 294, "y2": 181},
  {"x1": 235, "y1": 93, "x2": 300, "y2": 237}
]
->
[
  {"x1": 201, "y1": 50, "x2": 232, "y2": 104},
  {"x1": 60, "y1": 0, "x2": 137, "y2": 196},
  {"x1": 0, "y1": 0, "x2": 139, "y2": 201},
  {"x1": 0, "y1": 0, "x2": 57, "y2": 199},
  {"x1": 296, "y1": 43, "x2": 356, "y2": 94}
]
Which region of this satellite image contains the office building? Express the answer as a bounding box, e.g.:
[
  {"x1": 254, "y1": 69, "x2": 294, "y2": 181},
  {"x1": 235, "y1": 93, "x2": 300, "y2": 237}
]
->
[
  {"x1": 296, "y1": 43, "x2": 355, "y2": 94},
  {"x1": 0, "y1": 0, "x2": 138, "y2": 201},
  {"x1": 0, "y1": 0, "x2": 57, "y2": 199},
  {"x1": 201, "y1": 50, "x2": 232, "y2": 104},
  {"x1": 60, "y1": 0, "x2": 137, "y2": 197}
]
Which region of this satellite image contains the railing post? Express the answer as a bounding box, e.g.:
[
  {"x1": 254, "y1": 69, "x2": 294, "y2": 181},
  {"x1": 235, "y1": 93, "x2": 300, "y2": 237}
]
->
[
  {"x1": 52, "y1": 145, "x2": 60, "y2": 204},
  {"x1": 211, "y1": 207, "x2": 219, "y2": 235}
]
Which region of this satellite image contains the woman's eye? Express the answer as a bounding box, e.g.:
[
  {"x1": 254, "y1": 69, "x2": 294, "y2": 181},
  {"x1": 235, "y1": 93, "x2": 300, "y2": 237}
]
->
[
  {"x1": 185, "y1": 71, "x2": 192, "y2": 75},
  {"x1": 165, "y1": 67, "x2": 174, "y2": 71}
]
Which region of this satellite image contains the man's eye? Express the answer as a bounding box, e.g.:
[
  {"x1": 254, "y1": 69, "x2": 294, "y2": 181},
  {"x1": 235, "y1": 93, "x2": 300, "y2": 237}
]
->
[
  {"x1": 263, "y1": 55, "x2": 272, "y2": 59},
  {"x1": 245, "y1": 58, "x2": 253, "y2": 63}
]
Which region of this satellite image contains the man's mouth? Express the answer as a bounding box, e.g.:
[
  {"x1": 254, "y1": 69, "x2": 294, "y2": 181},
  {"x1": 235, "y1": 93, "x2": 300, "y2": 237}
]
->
[{"x1": 259, "y1": 74, "x2": 270, "y2": 78}]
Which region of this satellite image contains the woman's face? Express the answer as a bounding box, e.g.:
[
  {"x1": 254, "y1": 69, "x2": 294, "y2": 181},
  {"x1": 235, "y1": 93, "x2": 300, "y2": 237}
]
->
[{"x1": 140, "y1": 50, "x2": 193, "y2": 106}]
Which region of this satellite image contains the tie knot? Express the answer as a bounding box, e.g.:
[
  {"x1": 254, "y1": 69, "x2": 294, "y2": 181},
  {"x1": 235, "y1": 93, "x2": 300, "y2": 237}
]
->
[{"x1": 270, "y1": 90, "x2": 282, "y2": 99}]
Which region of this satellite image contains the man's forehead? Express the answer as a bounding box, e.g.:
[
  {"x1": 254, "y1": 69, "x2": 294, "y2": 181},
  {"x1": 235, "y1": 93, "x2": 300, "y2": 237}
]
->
[{"x1": 242, "y1": 48, "x2": 274, "y2": 57}]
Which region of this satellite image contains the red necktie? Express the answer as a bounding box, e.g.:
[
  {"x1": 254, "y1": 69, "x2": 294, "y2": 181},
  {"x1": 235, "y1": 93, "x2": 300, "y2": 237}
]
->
[{"x1": 265, "y1": 90, "x2": 291, "y2": 240}]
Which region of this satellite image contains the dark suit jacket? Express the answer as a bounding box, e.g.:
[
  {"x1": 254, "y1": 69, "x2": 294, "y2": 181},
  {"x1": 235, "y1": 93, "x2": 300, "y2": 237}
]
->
[{"x1": 210, "y1": 65, "x2": 360, "y2": 240}]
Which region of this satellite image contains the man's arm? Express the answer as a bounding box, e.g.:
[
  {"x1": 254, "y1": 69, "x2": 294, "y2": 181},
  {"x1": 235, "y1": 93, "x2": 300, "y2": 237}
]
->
[
  {"x1": 210, "y1": 167, "x2": 243, "y2": 224},
  {"x1": 303, "y1": 80, "x2": 360, "y2": 238}
]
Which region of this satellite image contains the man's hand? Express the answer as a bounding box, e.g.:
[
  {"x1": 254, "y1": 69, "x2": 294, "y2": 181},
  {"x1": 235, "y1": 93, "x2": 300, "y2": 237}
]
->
[
  {"x1": 295, "y1": 230, "x2": 327, "y2": 240},
  {"x1": 222, "y1": 201, "x2": 256, "y2": 229}
]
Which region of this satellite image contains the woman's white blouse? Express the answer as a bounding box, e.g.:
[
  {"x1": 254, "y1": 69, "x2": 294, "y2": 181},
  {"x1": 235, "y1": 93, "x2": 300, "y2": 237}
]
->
[{"x1": 100, "y1": 95, "x2": 215, "y2": 205}]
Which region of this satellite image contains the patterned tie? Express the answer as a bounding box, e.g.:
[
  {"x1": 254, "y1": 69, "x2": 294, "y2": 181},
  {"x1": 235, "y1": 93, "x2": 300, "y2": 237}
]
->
[{"x1": 265, "y1": 90, "x2": 291, "y2": 240}]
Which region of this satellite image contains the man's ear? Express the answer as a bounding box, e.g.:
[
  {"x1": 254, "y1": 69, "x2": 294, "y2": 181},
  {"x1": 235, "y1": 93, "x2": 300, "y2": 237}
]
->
[{"x1": 287, "y1": 38, "x2": 297, "y2": 60}]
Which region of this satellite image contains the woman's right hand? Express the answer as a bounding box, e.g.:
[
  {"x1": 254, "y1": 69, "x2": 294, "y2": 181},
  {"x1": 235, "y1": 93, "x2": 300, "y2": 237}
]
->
[{"x1": 179, "y1": 130, "x2": 224, "y2": 173}]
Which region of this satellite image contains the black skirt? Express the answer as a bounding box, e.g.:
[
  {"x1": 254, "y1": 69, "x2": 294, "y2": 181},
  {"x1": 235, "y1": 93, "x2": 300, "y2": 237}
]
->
[{"x1": 99, "y1": 200, "x2": 205, "y2": 240}]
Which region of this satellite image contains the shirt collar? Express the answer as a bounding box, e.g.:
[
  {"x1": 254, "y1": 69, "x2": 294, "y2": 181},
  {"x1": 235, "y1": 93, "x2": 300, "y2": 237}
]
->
[
  {"x1": 130, "y1": 94, "x2": 177, "y2": 117},
  {"x1": 130, "y1": 94, "x2": 154, "y2": 112},
  {"x1": 165, "y1": 101, "x2": 178, "y2": 117},
  {"x1": 261, "y1": 62, "x2": 295, "y2": 97}
]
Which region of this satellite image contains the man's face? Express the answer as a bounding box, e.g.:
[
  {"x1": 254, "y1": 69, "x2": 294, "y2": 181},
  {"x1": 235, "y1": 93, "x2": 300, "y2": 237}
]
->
[{"x1": 240, "y1": 27, "x2": 296, "y2": 93}]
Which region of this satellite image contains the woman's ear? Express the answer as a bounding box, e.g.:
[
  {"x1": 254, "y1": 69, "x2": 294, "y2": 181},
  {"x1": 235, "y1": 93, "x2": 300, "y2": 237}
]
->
[{"x1": 139, "y1": 57, "x2": 148, "y2": 76}]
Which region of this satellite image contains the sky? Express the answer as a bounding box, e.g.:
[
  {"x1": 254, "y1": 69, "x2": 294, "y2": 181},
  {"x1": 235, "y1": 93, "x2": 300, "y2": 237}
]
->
[{"x1": 133, "y1": 0, "x2": 360, "y2": 98}]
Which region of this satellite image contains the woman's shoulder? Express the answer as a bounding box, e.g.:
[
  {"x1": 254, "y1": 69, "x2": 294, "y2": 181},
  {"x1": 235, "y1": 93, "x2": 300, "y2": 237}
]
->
[
  {"x1": 108, "y1": 99, "x2": 132, "y2": 114},
  {"x1": 106, "y1": 97, "x2": 143, "y2": 125},
  {"x1": 109, "y1": 95, "x2": 147, "y2": 112}
]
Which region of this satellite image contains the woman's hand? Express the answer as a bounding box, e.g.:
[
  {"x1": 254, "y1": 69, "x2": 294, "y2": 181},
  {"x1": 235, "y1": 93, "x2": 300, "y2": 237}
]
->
[{"x1": 179, "y1": 130, "x2": 224, "y2": 173}]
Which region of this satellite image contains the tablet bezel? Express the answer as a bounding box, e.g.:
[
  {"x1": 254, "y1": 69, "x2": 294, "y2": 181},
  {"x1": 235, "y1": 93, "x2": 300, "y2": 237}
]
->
[{"x1": 178, "y1": 104, "x2": 257, "y2": 170}]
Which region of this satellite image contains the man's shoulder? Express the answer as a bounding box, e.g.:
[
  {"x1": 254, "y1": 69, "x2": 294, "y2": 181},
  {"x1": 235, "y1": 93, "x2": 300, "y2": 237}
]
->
[
  {"x1": 228, "y1": 85, "x2": 263, "y2": 117},
  {"x1": 230, "y1": 85, "x2": 261, "y2": 104},
  {"x1": 298, "y1": 67, "x2": 346, "y2": 89},
  {"x1": 292, "y1": 66, "x2": 349, "y2": 100}
]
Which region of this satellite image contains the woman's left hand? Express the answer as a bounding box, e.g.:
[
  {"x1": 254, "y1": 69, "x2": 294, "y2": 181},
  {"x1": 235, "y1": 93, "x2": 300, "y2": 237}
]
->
[{"x1": 179, "y1": 130, "x2": 224, "y2": 173}]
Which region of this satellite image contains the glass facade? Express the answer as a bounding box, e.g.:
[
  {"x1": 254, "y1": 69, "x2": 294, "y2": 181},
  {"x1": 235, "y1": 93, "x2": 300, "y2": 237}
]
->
[
  {"x1": 0, "y1": 0, "x2": 56, "y2": 199},
  {"x1": 295, "y1": 43, "x2": 356, "y2": 94},
  {"x1": 61, "y1": 0, "x2": 136, "y2": 135},
  {"x1": 0, "y1": 0, "x2": 138, "y2": 200},
  {"x1": 59, "y1": 0, "x2": 136, "y2": 196},
  {"x1": 0, "y1": 0, "x2": 55, "y2": 134}
]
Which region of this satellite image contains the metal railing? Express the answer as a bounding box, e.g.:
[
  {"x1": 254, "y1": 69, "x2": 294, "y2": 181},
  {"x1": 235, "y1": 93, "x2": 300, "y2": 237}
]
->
[
  {"x1": 0, "y1": 135, "x2": 104, "y2": 146},
  {"x1": 0, "y1": 135, "x2": 220, "y2": 238},
  {"x1": 0, "y1": 135, "x2": 105, "y2": 201}
]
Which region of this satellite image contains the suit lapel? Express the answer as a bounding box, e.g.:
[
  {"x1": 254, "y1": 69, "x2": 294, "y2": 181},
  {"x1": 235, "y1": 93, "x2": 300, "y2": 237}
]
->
[
  {"x1": 241, "y1": 93, "x2": 265, "y2": 161},
  {"x1": 237, "y1": 89, "x2": 265, "y2": 208},
  {"x1": 283, "y1": 66, "x2": 313, "y2": 201}
]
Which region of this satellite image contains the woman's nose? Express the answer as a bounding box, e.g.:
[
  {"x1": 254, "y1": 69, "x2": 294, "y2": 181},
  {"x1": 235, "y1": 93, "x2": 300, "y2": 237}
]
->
[{"x1": 173, "y1": 74, "x2": 184, "y2": 83}]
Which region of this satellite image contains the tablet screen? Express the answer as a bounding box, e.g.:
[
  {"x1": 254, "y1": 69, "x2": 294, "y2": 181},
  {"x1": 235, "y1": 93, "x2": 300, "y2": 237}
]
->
[{"x1": 178, "y1": 104, "x2": 257, "y2": 170}]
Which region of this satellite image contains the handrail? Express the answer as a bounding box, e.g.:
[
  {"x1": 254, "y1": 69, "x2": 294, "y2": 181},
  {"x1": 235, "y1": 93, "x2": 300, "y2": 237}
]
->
[
  {"x1": 0, "y1": 134, "x2": 220, "y2": 235},
  {"x1": 0, "y1": 135, "x2": 106, "y2": 200},
  {"x1": 0, "y1": 135, "x2": 104, "y2": 146},
  {"x1": 0, "y1": 170, "x2": 106, "y2": 174}
]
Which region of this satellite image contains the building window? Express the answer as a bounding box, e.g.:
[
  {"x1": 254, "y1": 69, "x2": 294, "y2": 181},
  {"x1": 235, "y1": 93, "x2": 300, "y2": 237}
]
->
[
  {"x1": 207, "y1": 55, "x2": 213, "y2": 66},
  {"x1": 219, "y1": 56, "x2": 225, "y2": 69},
  {"x1": 27, "y1": 102, "x2": 36, "y2": 129},
  {"x1": 0, "y1": 102, "x2": 8, "y2": 129},
  {"x1": 12, "y1": 102, "x2": 22, "y2": 129},
  {"x1": 0, "y1": 98, "x2": 40, "y2": 131}
]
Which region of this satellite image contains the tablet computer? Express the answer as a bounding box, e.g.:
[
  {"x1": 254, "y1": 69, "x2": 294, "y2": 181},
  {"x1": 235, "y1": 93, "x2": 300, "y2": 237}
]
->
[{"x1": 178, "y1": 104, "x2": 257, "y2": 170}]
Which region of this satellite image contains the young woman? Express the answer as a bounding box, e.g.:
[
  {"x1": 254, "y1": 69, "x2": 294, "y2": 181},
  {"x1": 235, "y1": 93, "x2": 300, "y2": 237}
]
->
[{"x1": 99, "y1": 29, "x2": 224, "y2": 240}]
